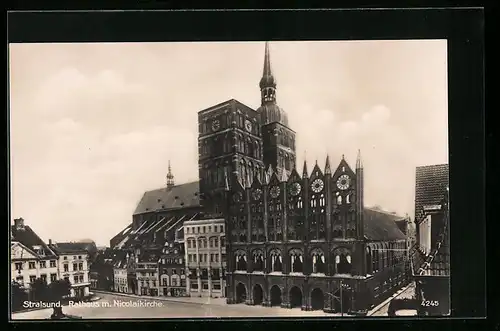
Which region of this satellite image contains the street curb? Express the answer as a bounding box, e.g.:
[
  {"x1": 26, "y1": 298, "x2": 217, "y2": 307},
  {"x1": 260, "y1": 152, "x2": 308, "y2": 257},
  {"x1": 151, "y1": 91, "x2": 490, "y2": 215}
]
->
[
  {"x1": 92, "y1": 290, "x2": 227, "y2": 307},
  {"x1": 366, "y1": 283, "x2": 415, "y2": 316}
]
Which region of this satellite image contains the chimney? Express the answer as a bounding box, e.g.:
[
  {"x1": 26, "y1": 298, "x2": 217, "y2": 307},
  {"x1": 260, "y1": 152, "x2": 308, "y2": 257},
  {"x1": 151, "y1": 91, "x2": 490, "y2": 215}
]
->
[
  {"x1": 14, "y1": 218, "x2": 25, "y2": 229},
  {"x1": 49, "y1": 239, "x2": 52, "y2": 245}
]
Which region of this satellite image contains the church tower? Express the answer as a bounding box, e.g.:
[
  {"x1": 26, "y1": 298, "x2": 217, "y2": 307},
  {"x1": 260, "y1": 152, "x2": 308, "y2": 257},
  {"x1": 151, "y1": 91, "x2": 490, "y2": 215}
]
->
[{"x1": 258, "y1": 42, "x2": 297, "y2": 178}]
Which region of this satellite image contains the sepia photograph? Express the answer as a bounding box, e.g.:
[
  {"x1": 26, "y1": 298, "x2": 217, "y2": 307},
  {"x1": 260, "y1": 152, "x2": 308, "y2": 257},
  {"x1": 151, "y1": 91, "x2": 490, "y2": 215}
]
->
[{"x1": 9, "y1": 39, "x2": 450, "y2": 320}]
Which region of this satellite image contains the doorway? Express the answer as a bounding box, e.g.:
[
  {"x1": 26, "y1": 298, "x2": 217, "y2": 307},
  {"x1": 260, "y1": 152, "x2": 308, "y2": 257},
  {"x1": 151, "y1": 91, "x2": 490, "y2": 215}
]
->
[
  {"x1": 310, "y1": 288, "x2": 324, "y2": 310},
  {"x1": 289, "y1": 286, "x2": 302, "y2": 308},
  {"x1": 270, "y1": 285, "x2": 282, "y2": 306}
]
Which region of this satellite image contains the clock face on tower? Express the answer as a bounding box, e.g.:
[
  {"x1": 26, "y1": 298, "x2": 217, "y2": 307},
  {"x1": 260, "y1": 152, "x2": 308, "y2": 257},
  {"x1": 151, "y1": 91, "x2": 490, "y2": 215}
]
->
[
  {"x1": 269, "y1": 186, "x2": 281, "y2": 199},
  {"x1": 252, "y1": 188, "x2": 262, "y2": 201},
  {"x1": 211, "y1": 119, "x2": 220, "y2": 131},
  {"x1": 233, "y1": 192, "x2": 243, "y2": 202},
  {"x1": 311, "y1": 178, "x2": 324, "y2": 193},
  {"x1": 336, "y1": 174, "x2": 351, "y2": 190},
  {"x1": 244, "y1": 120, "x2": 252, "y2": 132},
  {"x1": 290, "y1": 182, "x2": 302, "y2": 196}
]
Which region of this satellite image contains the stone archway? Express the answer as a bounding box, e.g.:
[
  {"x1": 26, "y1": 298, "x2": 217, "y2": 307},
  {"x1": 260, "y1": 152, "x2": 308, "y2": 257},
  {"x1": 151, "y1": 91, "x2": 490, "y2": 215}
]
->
[
  {"x1": 270, "y1": 285, "x2": 282, "y2": 306},
  {"x1": 253, "y1": 284, "x2": 264, "y2": 305},
  {"x1": 289, "y1": 286, "x2": 302, "y2": 308},
  {"x1": 235, "y1": 283, "x2": 247, "y2": 304},
  {"x1": 310, "y1": 288, "x2": 324, "y2": 310}
]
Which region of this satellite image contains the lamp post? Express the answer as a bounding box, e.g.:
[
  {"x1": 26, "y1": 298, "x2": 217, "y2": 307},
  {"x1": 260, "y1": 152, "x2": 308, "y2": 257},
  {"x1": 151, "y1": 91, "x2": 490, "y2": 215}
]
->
[{"x1": 326, "y1": 281, "x2": 344, "y2": 316}]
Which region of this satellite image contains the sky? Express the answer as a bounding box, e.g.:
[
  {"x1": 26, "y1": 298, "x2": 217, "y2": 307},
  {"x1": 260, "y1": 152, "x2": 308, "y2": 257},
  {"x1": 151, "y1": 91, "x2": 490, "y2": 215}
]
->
[{"x1": 9, "y1": 40, "x2": 448, "y2": 246}]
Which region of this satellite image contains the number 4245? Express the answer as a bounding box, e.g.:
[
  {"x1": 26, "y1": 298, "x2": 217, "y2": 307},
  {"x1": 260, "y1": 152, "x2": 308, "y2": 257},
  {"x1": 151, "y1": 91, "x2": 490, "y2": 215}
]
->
[{"x1": 421, "y1": 300, "x2": 439, "y2": 307}]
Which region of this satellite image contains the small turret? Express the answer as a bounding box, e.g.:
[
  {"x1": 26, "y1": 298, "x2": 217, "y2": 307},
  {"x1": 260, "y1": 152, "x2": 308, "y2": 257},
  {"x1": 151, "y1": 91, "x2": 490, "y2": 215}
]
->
[{"x1": 166, "y1": 161, "x2": 175, "y2": 188}]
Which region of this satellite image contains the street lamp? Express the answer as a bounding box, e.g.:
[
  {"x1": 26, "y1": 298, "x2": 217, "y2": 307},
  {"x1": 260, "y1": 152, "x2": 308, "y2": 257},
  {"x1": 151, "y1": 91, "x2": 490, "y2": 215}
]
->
[{"x1": 325, "y1": 280, "x2": 345, "y2": 316}]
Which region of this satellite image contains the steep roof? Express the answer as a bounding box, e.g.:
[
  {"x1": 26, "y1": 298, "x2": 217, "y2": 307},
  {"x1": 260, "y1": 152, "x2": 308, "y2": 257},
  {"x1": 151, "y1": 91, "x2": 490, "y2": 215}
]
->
[
  {"x1": 414, "y1": 164, "x2": 449, "y2": 223},
  {"x1": 364, "y1": 208, "x2": 407, "y2": 241},
  {"x1": 11, "y1": 224, "x2": 57, "y2": 258},
  {"x1": 50, "y1": 242, "x2": 91, "y2": 254},
  {"x1": 110, "y1": 223, "x2": 133, "y2": 248},
  {"x1": 133, "y1": 181, "x2": 200, "y2": 215}
]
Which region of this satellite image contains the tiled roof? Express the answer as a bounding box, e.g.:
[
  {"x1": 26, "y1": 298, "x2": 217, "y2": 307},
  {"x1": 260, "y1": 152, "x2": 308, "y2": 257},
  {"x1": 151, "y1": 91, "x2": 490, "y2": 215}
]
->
[
  {"x1": 133, "y1": 181, "x2": 200, "y2": 215},
  {"x1": 110, "y1": 223, "x2": 132, "y2": 248},
  {"x1": 11, "y1": 224, "x2": 57, "y2": 258},
  {"x1": 414, "y1": 164, "x2": 449, "y2": 223},
  {"x1": 364, "y1": 208, "x2": 407, "y2": 241},
  {"x1": 112, "y1": 250, "x2": 129, "y2": 269},
  {"x1": 138, "y1": 250, "x2": 160, "y2": 263},
  {"x1": 394, "y1": 219, "x2": 408, "y2": 235},
  {"x1": 50, "y1": 242, "x2": 91, "y2": 254}
]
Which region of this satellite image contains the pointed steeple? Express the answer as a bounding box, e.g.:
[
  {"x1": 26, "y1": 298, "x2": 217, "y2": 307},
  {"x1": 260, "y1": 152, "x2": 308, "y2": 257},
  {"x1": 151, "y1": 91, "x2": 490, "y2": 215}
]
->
[
  {"x1": 166, "y1": 160, "x2": 175, "y2": 188},
  {"x1": 356, "y1": 149, "x2": 363, "y2": 169},
  {"x1": 302, "y1": 159, "x2": 309, "y2": 178},
  {"x1": 325, "y1": 155, "x2": 331, "y2": 175},
  {"x1": 260, "y1": 41, "x2": 276, "y2": 89}
]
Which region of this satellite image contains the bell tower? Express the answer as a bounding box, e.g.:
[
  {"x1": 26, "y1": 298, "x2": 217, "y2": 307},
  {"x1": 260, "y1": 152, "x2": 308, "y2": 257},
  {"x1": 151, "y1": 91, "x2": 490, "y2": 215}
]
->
[{"x1": 258, "y1": 42, "x2": 297, "y2": 178}]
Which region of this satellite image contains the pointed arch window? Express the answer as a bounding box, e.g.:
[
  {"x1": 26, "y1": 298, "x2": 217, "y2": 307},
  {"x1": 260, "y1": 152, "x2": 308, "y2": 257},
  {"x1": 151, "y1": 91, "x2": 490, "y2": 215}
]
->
[
  {"x1": 269, "y1": 250, "x2": 283, "y2": 272},
  {"x1": 336, "y1": 192, "x2": 342, "y2": 205},
  {"x1": 335, "y1": 253, "x2": 352, "y2": 274},
  {"x1": 247, "y1": 138, "x2": 254, "y2": 157},
  {"x1": 252, "y1": 250, "x2": 264, "y2": 271},
  {"x1": 290, "y1": 250, "x2": 304, "y2": 273},
  {"x1": 235, "y1": 252, "x2": 247, "y2": 271},
  {"x1": 311, "y1": 249, "x2": 326, "y2": 274},
  {"x1": 254, "y1": 141, "x2": 260, "y2": 159},
  {"x1": 366, "y1": 246, "x2": 373, "y2": 274}
]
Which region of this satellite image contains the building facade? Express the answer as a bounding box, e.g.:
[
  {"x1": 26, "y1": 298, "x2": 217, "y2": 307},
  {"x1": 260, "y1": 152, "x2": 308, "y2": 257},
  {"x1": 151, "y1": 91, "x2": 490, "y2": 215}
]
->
[
  {"x1": 49, "y1": 243, "x2": 91, "y2": 298},
  {"x1": 184, "y1": 218, "x2": 226, "y2": 297},
  {"x1": 159, "y1": 242, "x2": 187, "y2": 297},
  {"x1": 11, "y1": 218, "x2": 59, "y2": 289},
  {"x1": 411, "y1": 164, "x2": 450, "y2": 316},
  {"x1": 136, "y1": 249, "x2": 160, "y2": 296},
  {"x1": 193, "y1": 43, "x2": 409, "y2": 315}
]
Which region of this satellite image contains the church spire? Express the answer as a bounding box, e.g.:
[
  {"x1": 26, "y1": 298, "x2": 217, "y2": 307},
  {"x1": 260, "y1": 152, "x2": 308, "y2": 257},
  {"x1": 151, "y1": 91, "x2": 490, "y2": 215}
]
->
[
  {"x1": 356, "y1": 149, "x2": 363, "y2": 169},
  {"x1": 166, "y1": 160, "x2": 175, "y2": 188},
  {"x1": 259, "y1": 41, "x2": 277, "y2": 105},
  {"x1": 325, "y1": 155, "x2": 332, "y2": 175}
]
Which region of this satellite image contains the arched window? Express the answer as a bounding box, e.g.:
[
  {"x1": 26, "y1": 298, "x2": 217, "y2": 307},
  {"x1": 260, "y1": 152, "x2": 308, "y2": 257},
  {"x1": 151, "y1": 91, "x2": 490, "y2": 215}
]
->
[
  {"x1": 254, "y1": 141, "x2": 260, "y2": 159},
  {"x1": 366, "y1": 246, "x2": 372, "y2": 274},
  {"x1": 269, "y1": 249, "x2": 283, "y2": 272},
  {"x1": 311, "y1": 249, "x2": 326, "y2": 274},
  {"x1": 247, "y1": 139, "x2": 253, "y2": 157},
  {"x1": 289, "y1": 249, "x2": 304, "y2": 273},
  {"x1": 235, "y1": 253, "x2": 247, "y2": 271},
  {"x1": 252, "y1": 250, "x2": 264, "y2": 271},
  {"x1": 334, "y1": 249, "x2": 352, "y2": 274}
]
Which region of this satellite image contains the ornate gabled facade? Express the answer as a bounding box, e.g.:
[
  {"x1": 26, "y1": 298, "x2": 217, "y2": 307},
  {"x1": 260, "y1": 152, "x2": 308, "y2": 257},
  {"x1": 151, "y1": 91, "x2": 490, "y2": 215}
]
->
[
  {"x1": 224, "y1": 156, "x2": 408, "y2": 314},
  {"x1": 218, "y1": 42, "x2": 409, "y2": 315},
  {"x1": 107, "y1": 41, "x2": 411, "y2": 306}
]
